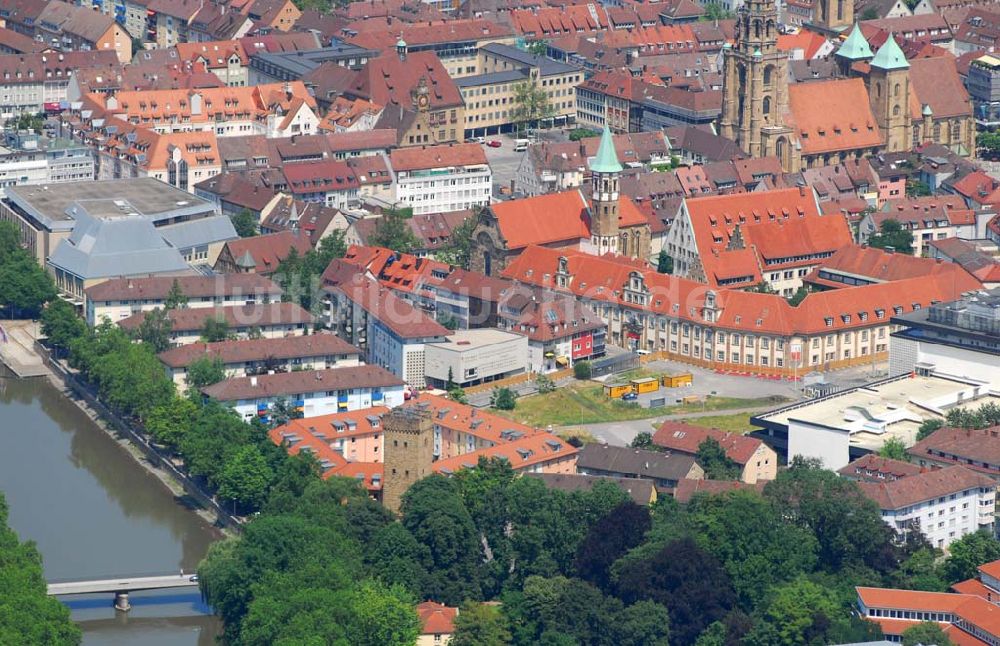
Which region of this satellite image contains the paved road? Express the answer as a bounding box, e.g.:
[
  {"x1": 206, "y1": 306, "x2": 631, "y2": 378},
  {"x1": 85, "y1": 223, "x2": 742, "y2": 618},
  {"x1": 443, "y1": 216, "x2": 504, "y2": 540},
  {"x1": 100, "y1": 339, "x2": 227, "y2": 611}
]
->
[
  {"x1": 569, "y1": 406, "x2": 780, "y2": 447},
  {"x1": 48, "y1": 574, "x2": 199, "y2": 596}
]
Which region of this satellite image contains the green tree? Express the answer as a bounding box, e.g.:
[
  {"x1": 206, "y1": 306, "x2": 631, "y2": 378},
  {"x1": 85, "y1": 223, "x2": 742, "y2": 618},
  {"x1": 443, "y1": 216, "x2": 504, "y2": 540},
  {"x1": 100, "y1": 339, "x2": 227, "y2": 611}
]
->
[
  {"x1": 630, "y1": 431, "x2": 654, "y2": 449},
  {"x1": 574, "y1": 501, "x2": 651, "y2": 591},
  {"x1": 201, "y1": 315, "x2": 230, "y2": 342},
  {"x1": 574, "y1": 360, "x2": 592, "y2": 379},
  {"x1": 0, "y1": 493, "x2": 81, "y2": 646},
  {"x1": 365, "y1": 522, "x2": 432, "y2": 595},
  {"x1": 748, "y1": 281, "x2": 778, "y2": 294},
  {"x1": 136, "y1": 307, "x2": 173, "y2": 352},
  {"x1": 448, "y1": 386, "x2": 469, "y2": 404},
  {"x1": 342, "y1": 580, "x2": 421, "y2": 646},
  {"x1": 144, "y1": 396, "x2": 198, "y2": 448},
  {"x1": 6, "y1": 112, "x2": 45, "y2": 133},
  {"x1": 656, "y1": 250, "x2": 674, "y2": 274},
  {"x1": 696, "y1": 438, "x2": 741, "y2": 480},
  {"x1": 879, "y1": 436, "x2": 910, "y2": 461},
  {"x1": 511, "y1": 80, "x2": 554, "y2": 137},
  {"x1": 525, "y1": 40, "x2": 548, "y2": 56},
  {"x1": 868, "y1": 219, "x2": 915, "y2": 254},
  {"x1": 917, "y1": 418, "x2": 944, "y2": 441},
  {"x1": 232, "y1": 208, "x2": 258, "y2": 238},
  {"x1": 979, "y1": 131, "x2": 1000, "y2": 160},
  {"x1": 0, "y1": 251, "x2": 56, "y2": 318},
  {"x1": 788, "y1": 285, "x2": 810, "y2": 306},
  {"x1": 943, "y1": 531, "x2": 1000, "y2": 583},
  {"x1": 892, "y1": 547, "x2": 948, "y2": 592},
  {"x1": 569, "y1": 128, "x2": 600, "y2": 142},
  {"x1": 164, "y1": 279, "x2": 188, "y2": 309},
  {"x1": 746, "y1": 576, "x2": 852, "y2": 646},
  {"x1": 906, "y1": 179, "x2": 933, "y2": 198},
  {"x1": 186, "y1": 355, "x2": 226, "y2": 390},
  {"x1": 369, "y1": 210, "x2": 420, "y2": 254},
  {"x1": 437, "y1": 214, "x2": 477, "y2": 268},
  {"x1": 901, "y1": 621, "x2": 954, "y2": 646},
  {"x1": 452, "y1": 602, "x2": 512, "y2": 646},
  {"x1": 401, "y1": 475, "x2": 483, "y2": 604},
  {"x1": 702, "y1": 2, "x2": 734, "y2": 19},
  {"x1": 764, "y1": 457, "x2": 897, "y2": 574},
  {"x1": 216, "y1": 444, "x2": 275, "y2": 512},
  {"x1": 860, "y1": 6, "x2": 879, "y2": 19},
  {"x1": 535, "y1": 373, "x2": 555, "y2": 394},
  {"x1": 40, "y1": 299, "x2": 86, "y2": 354},
  {"x1": 491, "y1": 387, "x2": 517, "y2": 410}
]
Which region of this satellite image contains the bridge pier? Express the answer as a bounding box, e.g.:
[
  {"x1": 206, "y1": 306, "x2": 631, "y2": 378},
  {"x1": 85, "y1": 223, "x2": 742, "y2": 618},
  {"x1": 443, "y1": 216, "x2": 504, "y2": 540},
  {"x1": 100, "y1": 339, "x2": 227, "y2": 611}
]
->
[{"x1": 113, "y1": 591, "x2": 131, "y2": 612}]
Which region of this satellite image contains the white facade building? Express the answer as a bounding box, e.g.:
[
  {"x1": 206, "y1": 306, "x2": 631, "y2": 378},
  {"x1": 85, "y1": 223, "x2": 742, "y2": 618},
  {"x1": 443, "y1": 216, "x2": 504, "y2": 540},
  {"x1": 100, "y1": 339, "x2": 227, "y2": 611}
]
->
[
  {"x1": 423, "y1": 329, "x2": 529, "y2": 388},
  {"x1": 390, "y1": 143, "x2": 492, "y2": 216}
]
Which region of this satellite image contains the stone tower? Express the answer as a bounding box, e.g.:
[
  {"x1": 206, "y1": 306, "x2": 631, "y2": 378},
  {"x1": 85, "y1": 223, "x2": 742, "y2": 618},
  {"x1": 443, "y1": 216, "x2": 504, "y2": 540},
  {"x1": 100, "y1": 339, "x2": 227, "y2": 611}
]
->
[
  {"x1": 719, "y1": 0, "x2": 796, "y2": 170},
  {"x1": 867, "y1": 34, "x2": 911, "y2": 153},
  {"x1": 589, "y1": 126, "x2": 623, "y2": 255},
  {"x1": 381, "y1": 405, "x2": 435, "y2": 514},
  {"x1": 834, "y1": 24, "x2": 873, "y2": 77},
  {"x1": 814, "y1": 0, "x2": 853, "y2": 34}
]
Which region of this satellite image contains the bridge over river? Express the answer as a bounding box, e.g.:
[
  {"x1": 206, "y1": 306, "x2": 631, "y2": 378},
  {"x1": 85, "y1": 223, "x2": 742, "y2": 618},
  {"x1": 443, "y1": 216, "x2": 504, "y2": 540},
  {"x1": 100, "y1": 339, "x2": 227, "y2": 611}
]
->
[{"x1": 48, "y1": 574, "x2": 200, "y2": 611}]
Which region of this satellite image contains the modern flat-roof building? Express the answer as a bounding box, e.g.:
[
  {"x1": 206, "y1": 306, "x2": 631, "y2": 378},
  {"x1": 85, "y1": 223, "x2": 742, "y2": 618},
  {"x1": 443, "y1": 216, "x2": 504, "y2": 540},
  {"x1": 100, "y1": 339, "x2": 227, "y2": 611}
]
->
[
  {"x1": 247, "y1": 43, "x2": 378, "y2": 84},
  {"x1": 84, "y1": 274, "x2": 282, "y2": 326},
  {"x1": 389, "y1": 144, "x2": 491, "y2": 216},
  {"x1": 752, "y1": 373, "x2": 1000, "y2": 470},
  {"x1": 117, "y1": 302, "x2": 313, "y2": 346},
  {"x1": 423, "y1": 328, "x2": 528, "y2": 389},
  {"x1": 203, "y1": 364, "x2": 405, "y2": 421},
  {"x1": 890, "y1": 288, "x2": 1000, "y2": 389},
  {"x1": 0, "y1": 131, "x2": 94, "y2": 199},
  {"x1": 158, "y1": 333, "x2": 362, "y2": 391},
  {"x1": 0, "y1": 178, "x2": 234, "y2": 299}
]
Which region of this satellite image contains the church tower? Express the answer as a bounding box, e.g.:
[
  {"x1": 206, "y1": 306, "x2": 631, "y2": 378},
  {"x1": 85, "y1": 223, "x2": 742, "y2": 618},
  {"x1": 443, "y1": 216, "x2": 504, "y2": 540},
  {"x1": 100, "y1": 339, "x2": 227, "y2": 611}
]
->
[
  {"x1": 813, "y1": 0, "x2": 853, "y2": 34},
  {"x1": 868, "y1": 34, "x2": 911, "y2": 153},
  {"x1": 719, "y1": 0, "x2": 794, "y2": 167},
  {"x1": 835, "y1": 24, "x2": 873, "y2": 77},
  {"x1": 590, "y1": 126, "x2": 623, "y2": 255}
]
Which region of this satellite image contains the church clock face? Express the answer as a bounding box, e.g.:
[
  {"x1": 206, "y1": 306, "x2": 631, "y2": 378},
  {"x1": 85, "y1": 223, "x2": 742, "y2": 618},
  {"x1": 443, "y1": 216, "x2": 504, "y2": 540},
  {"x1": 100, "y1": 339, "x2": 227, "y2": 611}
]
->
[{"x1": 417, "y1": 94, "x2": 429, "y2": 109}]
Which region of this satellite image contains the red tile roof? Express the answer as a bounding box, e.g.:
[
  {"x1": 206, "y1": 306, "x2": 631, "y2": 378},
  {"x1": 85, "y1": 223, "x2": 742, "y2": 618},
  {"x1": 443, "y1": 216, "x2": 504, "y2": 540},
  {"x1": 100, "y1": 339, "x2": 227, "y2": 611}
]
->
[
  {"x1": 157, "y1": 333, "x2": 360, "y2": 368},
  {"x1": 804, "y1": 245, "x2": 983, "y2": 291},
  {"x1": 878, "y1": 195, "x2": 977, "y2": 227},
  {"x1": 489, "y1": 190, "x2": 647, "y2": 250},
  {"x1": 858, "y1": 465, "x2": 994, "y2": 510},
  {"x1": 389, "y1": 143, "x2": 487, "y2": 172},
  {"x1": 220, "y1": 230, "x2": 313, "y2": 274},
  {"x1": 202, "y1": 365, "x2": 404, "y2": 401},
  {"x1": 673, "y1": 479, "x2": 763, "y2": 503},
  {"x1": 787, "y1": 78, "x2": 883, "y2": 155},
  {"x1": 118, "y1": 302, "x2": 313, "y2": 333},
  {"x1": 330, "y1": 460, "x2": 384, "y2": 491},
  {"x1": 432, "y1": 431, "x2": 577, "y2": 475},
  {"x1": 330, "y1": 274, "x2": 451, "y2": 339},
  {"x1": 85, "y1": 274, "x2": 280, "y2": 302},
  {"x1": 416, "y1": 601, "x2": 457, "y2": 636},
  {"x1": 653, "y1": 421, "x2": 765, "y2": 465}
]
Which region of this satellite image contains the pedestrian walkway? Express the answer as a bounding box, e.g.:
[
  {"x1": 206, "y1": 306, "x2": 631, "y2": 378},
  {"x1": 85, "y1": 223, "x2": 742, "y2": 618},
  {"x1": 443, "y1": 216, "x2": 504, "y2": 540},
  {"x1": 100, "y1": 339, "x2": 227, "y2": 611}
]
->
[{"x1": 0, "y1": 320, "x2": 50, "y2": 377}]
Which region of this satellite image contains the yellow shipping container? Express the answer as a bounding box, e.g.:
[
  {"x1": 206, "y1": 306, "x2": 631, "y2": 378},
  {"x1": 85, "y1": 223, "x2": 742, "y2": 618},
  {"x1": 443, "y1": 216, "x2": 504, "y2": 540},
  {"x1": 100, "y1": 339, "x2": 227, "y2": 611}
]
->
[
  {"x1": 662, "y1": 373, "x2": 693, "y2": 388},
  {"x1": 604, "y1": 384, "x2": 634, "y2": 398},
  {"x1": 630, "y1": 377, "x2": 660, "y2": 394}
]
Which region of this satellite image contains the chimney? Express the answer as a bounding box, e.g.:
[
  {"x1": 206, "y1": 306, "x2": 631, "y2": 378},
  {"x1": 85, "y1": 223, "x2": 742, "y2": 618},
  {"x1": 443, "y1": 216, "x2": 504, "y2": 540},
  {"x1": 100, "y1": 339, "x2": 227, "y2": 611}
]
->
[
  {"x1": 799, "y1": 185, "x2": 806, "y2": 197},
  {"x1": 251, "y1": 376, "x2": 258, "y2": 387}
]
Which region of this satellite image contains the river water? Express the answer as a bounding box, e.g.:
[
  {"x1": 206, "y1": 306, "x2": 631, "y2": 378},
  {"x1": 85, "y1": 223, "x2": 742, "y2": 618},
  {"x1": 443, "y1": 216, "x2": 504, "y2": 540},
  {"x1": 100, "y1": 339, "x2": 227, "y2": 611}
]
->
[{"x1": 0, "y1": 369, "x2": 223, "y2": 645}]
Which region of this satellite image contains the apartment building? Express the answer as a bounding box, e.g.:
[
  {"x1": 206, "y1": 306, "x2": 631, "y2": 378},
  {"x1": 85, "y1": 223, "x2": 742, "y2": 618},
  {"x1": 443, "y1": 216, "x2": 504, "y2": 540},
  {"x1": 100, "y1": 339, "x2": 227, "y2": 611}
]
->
[
  {"x1": 0, "y1": 51, "x2": 120, "y2": 119},
  {"x1": 389, "y1": 144, "x2": 491, "y2": 215},
  {"x1": 117, "y1": 302, "x2": 313, "y2": 346},
  {"x1": 84, "y1": 273, "x2": 281, "y2": 325},
  {"x1": 203, "y1": 365, "x2": 405, "y2": 421},
  {"x1": 157, "y1": 334, "x2": 362, "y2": 391},
  {"x1": 0, "y1": 130, "x2": 93, "y2": 199}
]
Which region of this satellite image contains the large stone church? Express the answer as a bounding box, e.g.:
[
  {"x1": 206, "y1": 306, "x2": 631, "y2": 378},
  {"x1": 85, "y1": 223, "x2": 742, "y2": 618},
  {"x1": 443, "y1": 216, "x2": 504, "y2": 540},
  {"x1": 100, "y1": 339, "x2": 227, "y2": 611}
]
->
[
  {"x1": 719, "y1": 0, "x2": 975, "y2": 172},
  {"x1": 470, "y1": 127, "x2": 651, "y2": 276}
]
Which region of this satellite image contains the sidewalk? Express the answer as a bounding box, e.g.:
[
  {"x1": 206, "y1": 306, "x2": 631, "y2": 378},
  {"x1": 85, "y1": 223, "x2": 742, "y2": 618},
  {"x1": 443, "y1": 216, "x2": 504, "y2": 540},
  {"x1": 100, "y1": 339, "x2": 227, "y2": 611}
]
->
[{"x1": 0, "y1": 320, "x2": 50, "y2": 377}]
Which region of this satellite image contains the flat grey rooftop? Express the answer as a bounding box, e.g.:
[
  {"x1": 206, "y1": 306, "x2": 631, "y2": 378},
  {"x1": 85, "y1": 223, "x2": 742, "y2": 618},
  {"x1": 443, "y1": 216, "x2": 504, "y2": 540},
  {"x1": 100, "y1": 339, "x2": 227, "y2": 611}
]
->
[{"x1": 6, "y1": 178, "x2": 214, "y2": 229}]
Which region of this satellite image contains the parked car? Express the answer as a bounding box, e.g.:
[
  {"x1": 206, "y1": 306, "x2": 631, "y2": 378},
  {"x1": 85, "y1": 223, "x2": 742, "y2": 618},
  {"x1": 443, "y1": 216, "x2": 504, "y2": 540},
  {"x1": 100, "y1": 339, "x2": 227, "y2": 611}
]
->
[
  {"x1": 487, "y1": 140, "x2": 502, "y2": 148},
  {"x1": 475, "y1": 136, "x2": 487, "y2": 144},
  {"x1": 621, "y1": 392, "x2": 638, "y2": 402}
]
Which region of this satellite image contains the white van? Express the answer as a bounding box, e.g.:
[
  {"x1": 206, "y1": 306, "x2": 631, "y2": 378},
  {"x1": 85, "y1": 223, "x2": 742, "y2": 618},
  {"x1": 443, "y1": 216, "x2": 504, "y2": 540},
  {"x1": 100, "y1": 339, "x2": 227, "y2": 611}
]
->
[{"x1": 514, "y1": 139, "x2": 530, "y2": 152}]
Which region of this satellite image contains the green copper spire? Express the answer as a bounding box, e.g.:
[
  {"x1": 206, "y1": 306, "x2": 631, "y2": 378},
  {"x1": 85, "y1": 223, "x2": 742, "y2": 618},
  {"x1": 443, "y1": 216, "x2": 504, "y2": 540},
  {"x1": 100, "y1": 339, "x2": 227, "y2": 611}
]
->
[
  {"x1": 836, "y1": 24, "x2": 873, "y2": 61},
  {"x1": 922, "y1": 103, "x2": 933, "y2": 117},
  {"x1": 870, "y1": 33, "x2": 909, "y2": 70},
  {"x1": 591, "y1": 126, "x2": 623, "y2": 174}
]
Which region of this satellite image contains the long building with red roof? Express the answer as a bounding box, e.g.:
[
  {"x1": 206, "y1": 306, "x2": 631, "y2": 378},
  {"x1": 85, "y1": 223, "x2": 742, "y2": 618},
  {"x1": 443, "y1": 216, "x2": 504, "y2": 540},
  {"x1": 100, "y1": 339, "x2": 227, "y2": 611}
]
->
[{"x1": 501, "y1": 244, "x2": 979, "y2": 376}]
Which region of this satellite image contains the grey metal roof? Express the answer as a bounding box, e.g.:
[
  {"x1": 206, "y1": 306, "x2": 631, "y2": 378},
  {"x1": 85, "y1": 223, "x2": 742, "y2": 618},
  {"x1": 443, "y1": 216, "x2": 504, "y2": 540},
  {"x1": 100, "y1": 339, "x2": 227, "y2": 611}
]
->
[
  {"x1": 47, "y1": 211, "x2": 189, "y2": 280},
  {"x1": 454, "y1": 70, "x2": 527, "y2": 87},
  {"x1": 157, "y1": 215, "x2": 238, "y2": 251},
  {"x1": 479, "y1": 43, "x2": 581, "y2": 76}
]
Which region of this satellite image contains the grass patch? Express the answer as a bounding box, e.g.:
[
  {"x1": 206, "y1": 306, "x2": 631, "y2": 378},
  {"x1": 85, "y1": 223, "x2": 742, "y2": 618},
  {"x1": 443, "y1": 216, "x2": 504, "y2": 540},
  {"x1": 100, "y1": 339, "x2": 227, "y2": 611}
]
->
[
  {"x1": 676, "y1": 413, "x2": 756, "y2": 434},
  {"x1": 495, "y1": 382, "x2": 784, "y2": 427}
]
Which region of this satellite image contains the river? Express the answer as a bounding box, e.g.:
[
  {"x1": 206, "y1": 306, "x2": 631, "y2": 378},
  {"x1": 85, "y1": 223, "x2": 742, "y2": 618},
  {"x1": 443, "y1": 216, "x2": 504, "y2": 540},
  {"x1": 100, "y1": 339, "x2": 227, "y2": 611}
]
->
[{"x1": 0, "y1": 368, "x2": 223, "y2": 645}]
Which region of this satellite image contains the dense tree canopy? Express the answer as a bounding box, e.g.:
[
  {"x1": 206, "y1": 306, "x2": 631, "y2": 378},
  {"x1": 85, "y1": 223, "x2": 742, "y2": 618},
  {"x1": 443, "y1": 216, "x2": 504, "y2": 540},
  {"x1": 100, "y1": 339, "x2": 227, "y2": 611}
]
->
[
  {"x1": 868, "y1": 219, "x2": 915, "y2": 254},
  {"x1": 0, "y1": 493, "x2": 81, "y2": 645},
  {"x1": 0, "y1": 222, "x2": 56, "y2": 318}
]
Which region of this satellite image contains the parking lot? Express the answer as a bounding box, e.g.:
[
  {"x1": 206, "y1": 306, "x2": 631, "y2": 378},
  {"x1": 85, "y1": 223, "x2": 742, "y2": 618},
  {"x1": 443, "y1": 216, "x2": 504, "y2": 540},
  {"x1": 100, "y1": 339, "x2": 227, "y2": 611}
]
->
[{"x1": 481, "y1": 128, "x2": 574, "y2": 196}]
